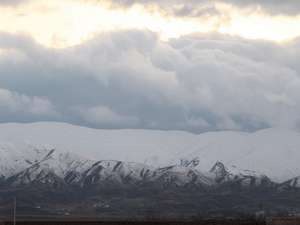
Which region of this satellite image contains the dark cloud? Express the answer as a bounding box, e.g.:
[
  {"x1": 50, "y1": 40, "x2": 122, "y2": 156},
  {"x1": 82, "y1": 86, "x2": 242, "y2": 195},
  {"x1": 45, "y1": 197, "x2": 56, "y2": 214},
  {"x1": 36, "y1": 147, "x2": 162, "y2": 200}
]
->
[
  {"x1": 224, "y1": 0, "x2": 300, "y2": 15},
  {"x1": 104, "y1": 0, "x2": 218, "y2": 17},
  {"x1": 2, "y1": 0, "x2": 299, "y2": 16},
  {"x1": 104, "y1": 0, "x2": 300, "y2": 16},
  {"x1": 0, "y1": 31, "x2": 300, "y2": 132},
  {"x1": 0, "y1": 0, "x2": 26, "y2": 6}
]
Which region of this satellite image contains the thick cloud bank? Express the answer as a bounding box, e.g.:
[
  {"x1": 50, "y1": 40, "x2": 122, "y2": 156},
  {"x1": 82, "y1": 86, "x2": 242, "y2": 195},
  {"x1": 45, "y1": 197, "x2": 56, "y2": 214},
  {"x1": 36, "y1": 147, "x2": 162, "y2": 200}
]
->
[{"x1": 0, "y1": 31, "x2": 300, "y2": 132}]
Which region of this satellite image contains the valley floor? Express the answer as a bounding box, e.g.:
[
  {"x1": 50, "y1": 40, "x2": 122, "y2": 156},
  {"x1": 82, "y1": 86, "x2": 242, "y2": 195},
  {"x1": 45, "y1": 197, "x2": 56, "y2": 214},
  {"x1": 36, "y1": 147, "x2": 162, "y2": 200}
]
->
[
  {"x1": 0, "y1": 219, "x2": 266, "y2": 225},
  {"x1": 1, "y1": 218, "x2": 300, "y2": 225}
]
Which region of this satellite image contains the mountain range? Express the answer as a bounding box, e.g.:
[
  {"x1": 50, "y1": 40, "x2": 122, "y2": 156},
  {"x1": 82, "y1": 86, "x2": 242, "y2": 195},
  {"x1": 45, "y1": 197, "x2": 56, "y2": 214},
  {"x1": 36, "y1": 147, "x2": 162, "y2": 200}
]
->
[{"x1": 0, "y1": 122, "x2": 300, "y2": 219}]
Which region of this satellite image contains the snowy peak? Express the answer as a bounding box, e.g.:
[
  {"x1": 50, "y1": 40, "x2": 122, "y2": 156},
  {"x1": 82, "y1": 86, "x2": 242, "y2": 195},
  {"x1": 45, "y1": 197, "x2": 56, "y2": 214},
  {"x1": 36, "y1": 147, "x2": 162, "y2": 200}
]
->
[
  {"x1": 278, "y1": 176, "x2": 300, "y2": 190},
  {"x1": 0, "y1": 122, "x2": 300, "y2": 186},
  {"x1": 0, "y1": 144, "x2": 277, "y2": 190},
  {"x1": 209, "y1": 161, "x2": 230, "y2": 183}
]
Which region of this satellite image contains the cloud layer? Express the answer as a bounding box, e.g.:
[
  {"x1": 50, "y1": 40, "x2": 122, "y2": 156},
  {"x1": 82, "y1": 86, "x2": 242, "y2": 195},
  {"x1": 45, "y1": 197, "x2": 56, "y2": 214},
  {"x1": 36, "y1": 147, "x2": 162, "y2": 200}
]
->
[
  {"x1": 0, "y1": 88, "x2": 57, "y2": 122},
  {"x1": 0, "y1": 0, "x2": 26, "y2": 6},
  {"x1": 0, "y1": 30, "x2": 300, "y2": 132},
  {"x1": 106, "y1": 0, "x2": 300, "y2": 16}
]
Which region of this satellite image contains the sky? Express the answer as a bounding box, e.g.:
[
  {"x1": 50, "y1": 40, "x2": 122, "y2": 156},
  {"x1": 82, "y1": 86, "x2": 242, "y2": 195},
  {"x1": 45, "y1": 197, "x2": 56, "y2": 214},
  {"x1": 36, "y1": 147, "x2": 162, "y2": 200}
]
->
[{"x1": 1, "y1": 0, "x2": 300, "y2": 132}]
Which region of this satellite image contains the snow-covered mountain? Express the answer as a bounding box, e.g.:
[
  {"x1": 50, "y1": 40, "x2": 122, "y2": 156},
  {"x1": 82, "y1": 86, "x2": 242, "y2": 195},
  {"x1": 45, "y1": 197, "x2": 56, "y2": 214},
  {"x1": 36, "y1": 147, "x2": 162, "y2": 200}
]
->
[
  {"x1": 1, "y1": 122, "x2": 300, "y2": 183},
  {"x1": 0, "y1": 146, "x2": 275, "y2": 190},
  {"x1": 1, "y1": 122, "x2": 300, "y2": 219}
]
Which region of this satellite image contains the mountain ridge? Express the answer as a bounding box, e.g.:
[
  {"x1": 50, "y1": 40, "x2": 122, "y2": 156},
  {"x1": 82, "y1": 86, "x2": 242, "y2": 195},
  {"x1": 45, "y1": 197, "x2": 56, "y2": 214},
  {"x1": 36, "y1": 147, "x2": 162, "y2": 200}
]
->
[
  {"x1": 0, "y1": 122, "x2": 299, "y2": 182},
  {"x1": 0, "y1": 146, "x2": 297, "y2": 191},
  {"x1": 0, "y1": 142, "x2": 299, "y2": 219}
]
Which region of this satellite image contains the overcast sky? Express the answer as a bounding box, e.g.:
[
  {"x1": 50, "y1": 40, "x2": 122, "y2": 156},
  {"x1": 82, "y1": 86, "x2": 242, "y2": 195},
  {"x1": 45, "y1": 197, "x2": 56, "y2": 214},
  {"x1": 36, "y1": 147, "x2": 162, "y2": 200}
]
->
[{"x1": 0, "y1": 0, "x2": 300, "y2": 132}]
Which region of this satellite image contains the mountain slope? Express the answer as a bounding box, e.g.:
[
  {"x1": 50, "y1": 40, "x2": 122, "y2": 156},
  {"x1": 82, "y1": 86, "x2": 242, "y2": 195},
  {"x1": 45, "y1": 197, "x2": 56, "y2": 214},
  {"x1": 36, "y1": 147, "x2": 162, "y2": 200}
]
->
[
  {"x1": 0, "y1": 122, "x2": 300, "y2": 182},
  {"x1": 0, "y1": 147, "x2": 276, "y2": 190}
]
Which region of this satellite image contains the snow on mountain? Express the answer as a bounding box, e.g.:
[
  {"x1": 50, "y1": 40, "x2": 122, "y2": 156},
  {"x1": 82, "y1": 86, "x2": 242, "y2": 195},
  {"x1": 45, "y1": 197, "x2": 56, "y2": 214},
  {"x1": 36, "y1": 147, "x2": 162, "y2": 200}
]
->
[
  {"x1": 283, "y1": 176, "x2": 300, "y2": 188},
  {"x1": 0, "y1": 122, "x2": 300, "y2": 182},
  {"x1": 0, "y1": 143, "x2": 85, "y2": 179},
  {"x1": 178, "y1": 128, "x2": 300, "y2": 182},
  {"x1": 1, "y1": 146, "x2": 215, "y2": 189},
  {"x1": 0, "y1": 122, "x2": 196, "y2": 167}
]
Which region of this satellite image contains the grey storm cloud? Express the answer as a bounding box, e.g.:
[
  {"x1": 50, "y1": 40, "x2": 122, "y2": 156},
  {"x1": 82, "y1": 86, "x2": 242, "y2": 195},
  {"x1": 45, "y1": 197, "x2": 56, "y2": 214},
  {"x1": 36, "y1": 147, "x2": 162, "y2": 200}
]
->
[
  {"x1": 0, "y1": 30, "x2": 300, "y2": 132},
  {"x1": 0, "y1": 0, "x2": 26, "y2": 6},
  {"x1": 105, "y1": 0, "x2": 218, "y2": 17},
  {"x1": 2, "y1": 0, "x2": 299, "y2": 15},
  {"x1": 106, "y1": 0, "x2": 300, "y2": 16},
  {"x1": 225, "y1": 0, "x2": 300, "y2": 15}
]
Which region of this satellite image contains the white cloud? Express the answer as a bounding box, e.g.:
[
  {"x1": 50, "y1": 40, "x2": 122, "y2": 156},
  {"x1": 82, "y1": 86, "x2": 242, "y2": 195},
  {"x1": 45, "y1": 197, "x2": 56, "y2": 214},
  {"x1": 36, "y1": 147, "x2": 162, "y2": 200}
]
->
[
  {"x1": 0, "y1": 88, "x2": 58, "y2": 117},
  {"x1": 0, "y1": 31, "x2": 300, "y2": 132},
  {"x1": 77, "y1": 105, "x2": 139, "y2": 127}
]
